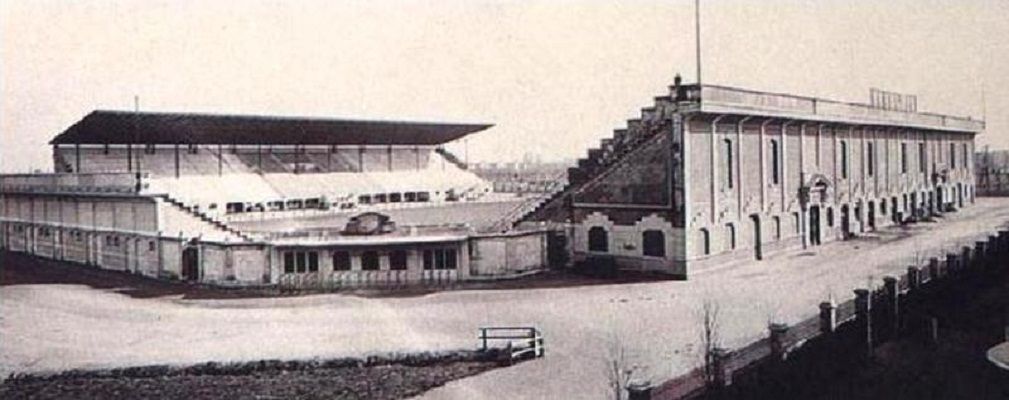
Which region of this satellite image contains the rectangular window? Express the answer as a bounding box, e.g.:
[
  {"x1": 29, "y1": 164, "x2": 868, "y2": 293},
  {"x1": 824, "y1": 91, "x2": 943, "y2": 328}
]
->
[
  {"x1": 296, "y1": 251, "x2": 307, "y2": 273},
  {"x1": 434, "y1": 249, "x2": 445, "y2": 270},
  {"x1": 283, "y1": 252, "x2": 295, "y2": 274},
  {"x1": 148, "y1": 240, "x2": 156, "y2": 252},
  {"x1": 390, "y1": 250, "x2": 408, "y2": 270},
  {"x1": 949, "y1": 143, "x2": 955, "y2": 169},
  {"x1": 417, "y1": 192, "x2": 431, "y2": 202},
  {"x1": 389, "y1": 193, "x2": 402, "y2": 203},
  {"x1": 333, "y1": 251, "x2": 352, "y2": 271},
  {"x1": 444, "y1": 249, "x2": 457, "y2": 270},
  {"x1": 307, "y1": 251, "x2": 319, "y2": 272},
  {"x1": 901, "y1": 143, "x2": 908, "y2": 173},
  {"x1": 358, "y1": 195, "x2": 371, "y2": 205},
  {"x1": 918, "y1": 143, "x2": 926, "y2": 173},
  {"x1": 867, "y1": 142, "x2": 874, "y2": 177},
  {"x1": 770, "y1": 139, "x2": 780, "y2": 185},
  {"x1": 962, "y1": 143, "x2": 968, "y2": 169},
  {"x1": 841, "y1": 141, "x2": 848, "y2": 179},
  {"x1": 404, "y1": 192, "x2": 417, "y2": 202},
  {"x1": 423, "y1": 250, "x2": 434, "y2": 270},
  {"x1": 724, "y1": 139, "x2": 734, "y2": 189}
]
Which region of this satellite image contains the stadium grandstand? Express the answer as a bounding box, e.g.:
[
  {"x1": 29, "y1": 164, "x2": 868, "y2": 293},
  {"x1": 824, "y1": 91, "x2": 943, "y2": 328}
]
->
[{"x1": 1, "y1": 111, "x2": 558, "y2": 289}]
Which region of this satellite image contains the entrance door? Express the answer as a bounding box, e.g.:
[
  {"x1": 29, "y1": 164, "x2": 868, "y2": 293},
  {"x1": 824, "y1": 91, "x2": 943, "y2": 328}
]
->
[
  {"x1": 546, "y1": 230, "x2": 568, "y2": 267},
  {"x1": 867, "y1": 201, "x2": 876, "y2": 230},
  {"x1": 750, "y1": 215, "x2": 762, "y2": 260},
  {"x1": 182, "y1": 247, "x2": 199, "y2": 281},
  {"x1": 808, "y1": 206, "x2": 821, "y2": 245},
  {"x1": 891, "y1": 196, "x2": 899, "y2": 223},
  {"x1": 936, "y1": 186, "x2": 944, "y2": 212},
  {"x1": 841, "y1": 205, "x2": 851, "y2": 238}
]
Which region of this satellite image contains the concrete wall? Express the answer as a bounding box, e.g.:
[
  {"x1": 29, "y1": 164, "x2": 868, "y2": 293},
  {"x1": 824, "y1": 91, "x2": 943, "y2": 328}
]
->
[{"x1": 469, "y1": 230, "x2": 549, "y2": 277}]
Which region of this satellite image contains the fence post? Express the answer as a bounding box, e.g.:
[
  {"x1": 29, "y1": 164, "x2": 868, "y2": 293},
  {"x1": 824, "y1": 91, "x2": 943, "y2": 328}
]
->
[
  {"x1": 627, "y1": 381, "x2": 653, "y2": 400},
  {"x1": 819, "y1": 301, "x2": 837, "y2": 334},
  {"x1": 907, "y1": 266, "x2": 921, "y2": 290},
  {"x1": 769, "y1": 322, "x2": 789, "y2": 360},
  {"x1": 883, "y1": 276, "x2": 900, "y2": 339},
  {"x1": 711, "y1": 347, "x2": 731, "y2": 388},
  {"x1": 945, "y1": 253, "x2": 957, "y2": 278},
  {"x1": 975, "y1": 241, "x2": 987, "y2": 271},
  {"x1": 854, "y1": 289, "x2": 873, "y2": 358},
  {"x1": 961, "y1": 246, "x2": 972, "y2": 274}
]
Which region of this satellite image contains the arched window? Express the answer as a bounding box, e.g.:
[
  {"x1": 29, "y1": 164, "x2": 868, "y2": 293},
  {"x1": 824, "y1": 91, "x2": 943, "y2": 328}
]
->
[
  {"x1": 588, "y1": 227, "x2": 608, "y2": 252},
  {"x1": 726, "y1": 223, "x2": 736, "y2": 250},
  {"x1": 792, "y1": 212, "x2": 801, "y2": 234},
  {"x1": 699, "y1": 228, "x2": 710, "y2": 255},
  {"x1": 772, "y1": 216, "x2": 781, "y2": 239},
  {"x1": 880, "y1": 199, "x2": 887, "y2": 215},
  {"x1": 333, "y1": 251, "x2": 351, "y2": 271},
  {"x1": 361, "y1": 251, "x2": 380, "y2": 271},
  {"x1": 642, "y1": 230, "x2": 665, "y2": 257},
  {"x1": 867, "y1": 142, "x2": 875, "y2": 177}
]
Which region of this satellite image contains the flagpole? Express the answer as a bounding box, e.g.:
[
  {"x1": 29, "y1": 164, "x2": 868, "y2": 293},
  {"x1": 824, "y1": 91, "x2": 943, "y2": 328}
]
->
[{"x1": 695, "y1": 0, "x2": 702, "y2": 85}]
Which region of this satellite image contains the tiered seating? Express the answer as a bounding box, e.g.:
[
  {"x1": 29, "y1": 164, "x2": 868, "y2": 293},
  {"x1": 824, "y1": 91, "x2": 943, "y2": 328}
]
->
[
  {"x1": 147, "y1": 151, "x2": 490, "y2": 217},
  {"x1": 514, "y1": 92, "x2": 676, "y2": 225}
]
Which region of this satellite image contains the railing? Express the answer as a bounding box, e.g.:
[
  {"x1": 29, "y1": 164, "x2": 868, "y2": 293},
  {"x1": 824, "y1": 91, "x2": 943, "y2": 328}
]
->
[
  {"x1": 690, "y1": 84, "x2": 985, "y2": 132},
  {"x1": 478, "y1": 326, "x2": 545, "y2": 363},
  {"x1": 0, "y1": 172, "x2": 150, "y2": 194}
]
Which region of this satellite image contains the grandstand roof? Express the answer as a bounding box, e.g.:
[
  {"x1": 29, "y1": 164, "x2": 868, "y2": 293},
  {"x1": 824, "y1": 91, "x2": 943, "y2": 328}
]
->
[{"x1": 50, "y1": 110, "x2": 493, "y2": 146}]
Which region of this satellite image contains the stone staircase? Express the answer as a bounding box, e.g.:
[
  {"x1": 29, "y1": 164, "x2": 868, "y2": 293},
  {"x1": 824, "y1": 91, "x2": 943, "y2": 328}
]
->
[
  {"x1": 157, "y1": 194, "x2": 255, "y2": 242},
  {"x1": 510, "y1": 91, "x2": 680, "y2": 227}
]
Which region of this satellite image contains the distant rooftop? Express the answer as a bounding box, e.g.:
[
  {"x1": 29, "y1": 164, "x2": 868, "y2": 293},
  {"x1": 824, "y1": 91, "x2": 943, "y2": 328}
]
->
[
  {"x1": 50, "y1": 110, "x2": 493, "y2": 146},
  {"x1": 680, "y1": 84, "x2": 985, "y2": 133}
]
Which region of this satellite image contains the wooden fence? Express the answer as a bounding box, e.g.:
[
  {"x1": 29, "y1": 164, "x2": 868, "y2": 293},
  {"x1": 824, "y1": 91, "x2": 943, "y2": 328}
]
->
[{"x1": 478, "y1": 326, "x2": 545, "y2": 364}]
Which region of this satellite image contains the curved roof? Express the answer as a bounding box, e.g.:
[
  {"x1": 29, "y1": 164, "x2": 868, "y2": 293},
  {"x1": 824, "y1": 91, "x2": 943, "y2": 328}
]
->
[{"x1": 51, "y1": 110, "x2": 493, "y2": 145}]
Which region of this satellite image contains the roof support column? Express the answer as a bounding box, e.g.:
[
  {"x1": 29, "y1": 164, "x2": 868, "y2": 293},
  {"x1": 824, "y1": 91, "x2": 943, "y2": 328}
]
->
[
  {"x1": 127, "y1": 143, "x2": 132, "y2": 172},
  {"x1": 174, "y1": 143, "x2": 180, "y2": 179},
  {"x1": 75, "y1": 143, "x2": 81, "y2": 173}
]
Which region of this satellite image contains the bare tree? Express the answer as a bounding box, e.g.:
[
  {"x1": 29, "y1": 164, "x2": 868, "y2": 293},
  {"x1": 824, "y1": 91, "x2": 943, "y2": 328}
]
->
[
  {"x1": 604, "y1": 337, "x2": 640, "y2": 400},
  {"x1": 698, "y1": 298, "x2": 722, "y2": 386}
]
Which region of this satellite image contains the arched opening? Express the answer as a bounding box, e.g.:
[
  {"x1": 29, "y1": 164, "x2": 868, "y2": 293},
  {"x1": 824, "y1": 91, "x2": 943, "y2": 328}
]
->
[
  {"x1": 642, "y1": 230, "x2": 665, "y2": 257},
  {"x1": 867, "y1": 201, "x2": 876, "y2": 230},
  {"x1": 772, "y1": 216, "x2": 781, "y2": 240},
  {"x1": 699, "y1": 228, "x2": 710, "y2": 256},
  {"x1": 750, "y1": 215, "x2": 762, "y2": 260},
  {"x1": 390, "y1": 250, "x2": 408, "y2": 270},
  {"x1": 588, "y1": 227, "x2": 608, "y2": 253},
  {"x1": 726, "y1": 223, "x2": 736, "y2": 250},
  {"x1": 333, "y1": 251, "x2": 351, "y2": 271},
  {"x1": 808, "y1": 205, "x2": 821, "y2": 245},
  {"x1": 181, "y1": 246, "x2": 199, "y2": 281},
  {"x1": 840, "y1": 204, "x2": 851, "y2": 238}
]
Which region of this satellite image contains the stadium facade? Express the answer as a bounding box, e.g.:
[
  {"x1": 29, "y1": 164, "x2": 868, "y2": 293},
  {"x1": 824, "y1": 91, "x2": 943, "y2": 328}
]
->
[
  {"x1": 517, "y1": 80, "x2": 985, "y2": 277},
  {"x1": 0, "y1": 112, "x2": 553, "y2": 287}
]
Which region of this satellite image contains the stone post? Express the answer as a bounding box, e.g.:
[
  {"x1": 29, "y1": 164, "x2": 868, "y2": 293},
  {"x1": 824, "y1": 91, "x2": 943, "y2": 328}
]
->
[
  {"x1": 961, "y1": 246, "x2": 973, "y2": 273},
  {"x1": 854, "y1": 289, "x2": 873, "y2": 358},
  {"x1": 627, "y1": 380, "x2": 653, "y2": 400},
  {"x1": 944, "y1": 253, "x2": 957, "y2": 278},
  {"x1": 711, "y1": 347, "x2": 731, "y2": 388},
  {"x1": 883, "y1": 277, "x2": 900, "y2": 339},
  {"x1": 975, "y1": 241, "x2": 987, "y2": 270},
  {"x1": 819, "y1": 301, "x2": 837, "y2": 334},
  {"x1": 769, "y1": 322, "x2": 789, "y2": 360},
  {"x1": 907, "y1": 266, "x2": 921, "y2": 290}
]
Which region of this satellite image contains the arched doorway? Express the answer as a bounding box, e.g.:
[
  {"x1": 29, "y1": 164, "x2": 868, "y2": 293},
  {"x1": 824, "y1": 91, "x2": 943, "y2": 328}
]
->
[
  {"x1": 750, "y1": 215, "x2": 762, "y2": 260},
  {"x1": 867, "y1": 201, "x2": 876, "y2": 230},
  {"x1": 182, "y1": 246, "x2": 199, "y2": 281},
  {"x1": 936, "y1": 186, "x2": 944, "y2": 212},
  {"x1": 840, "y1": 205, "x2": 851, "y2": 238},
  {"x1": 808, "y1": 206, "x2": 821, "y2": 245}
]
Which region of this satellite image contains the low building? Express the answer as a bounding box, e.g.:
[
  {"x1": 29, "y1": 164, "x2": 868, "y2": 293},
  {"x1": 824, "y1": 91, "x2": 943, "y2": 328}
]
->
[{"x1": 0, "y1": 111, "x2": 554, "y2": 288}]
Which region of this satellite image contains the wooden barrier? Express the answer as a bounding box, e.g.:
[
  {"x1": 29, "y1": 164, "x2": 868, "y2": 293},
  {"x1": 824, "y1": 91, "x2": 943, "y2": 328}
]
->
[{"x1": 478, "y1": 326, "x2": 544, "y2": 364}]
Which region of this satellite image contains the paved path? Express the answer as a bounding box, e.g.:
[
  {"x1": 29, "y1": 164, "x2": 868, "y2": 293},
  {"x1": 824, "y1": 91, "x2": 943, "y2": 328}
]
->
[{"x1": 2, "y1": 198, "x2": 1009, "y2": 400}]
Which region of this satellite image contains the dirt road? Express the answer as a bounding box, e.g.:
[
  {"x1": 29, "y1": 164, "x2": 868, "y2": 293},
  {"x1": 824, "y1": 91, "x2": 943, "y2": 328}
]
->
[{"x1": 3, "y1": 198, "x2": 1009, "y2": 399}]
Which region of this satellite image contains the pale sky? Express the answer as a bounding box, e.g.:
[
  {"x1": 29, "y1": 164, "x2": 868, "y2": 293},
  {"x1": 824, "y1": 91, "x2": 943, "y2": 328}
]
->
[{"x1": 2, "y1": 0, "x2": 1006, "y2": 173}]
